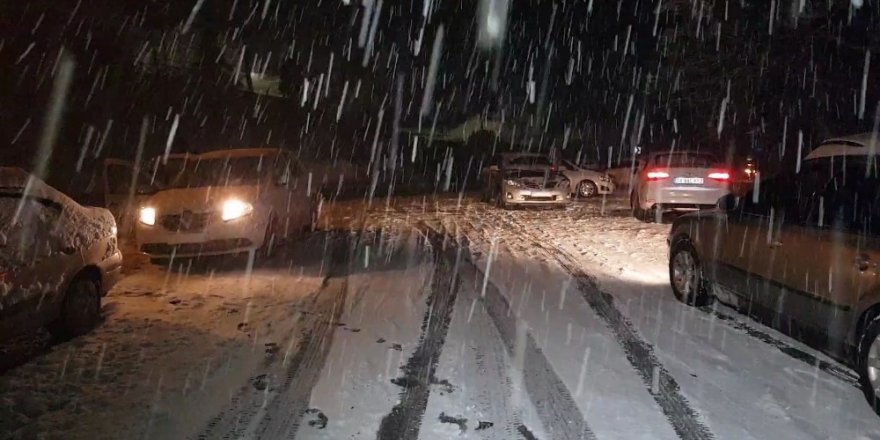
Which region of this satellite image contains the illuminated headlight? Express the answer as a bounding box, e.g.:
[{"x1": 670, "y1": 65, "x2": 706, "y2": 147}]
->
[
  {"x1": 506, "y1": 179, "x2": 522, "y2": 187},
  {"x1": 139, "y1": 207, "x2": 156, "y2": 226},
  {"x1": 221, "y1": 199, "x2": 253, "y2": 221}
]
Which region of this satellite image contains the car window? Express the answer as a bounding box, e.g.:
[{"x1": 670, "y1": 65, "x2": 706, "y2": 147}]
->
[
  {"x1": 654, "y1": 152, "x2": 717, "y2": 168},
  {"x1": 0, "y1": 194, "x2": 63, "y2": 266},
  {"x1": 802, "y1": 162, "x2": 880, "y2": 236}
]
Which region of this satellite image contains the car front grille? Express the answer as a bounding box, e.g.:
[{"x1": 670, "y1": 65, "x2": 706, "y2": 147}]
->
[
  {"x1": 160, "y1": 211, "x2": 212, "y2": 232},
  {"x1": 140, "y1": 238, "x2": 253, "y2": 256},
  {"x1": 523, "y1": 195, "x2": 557, "y2": 201}
]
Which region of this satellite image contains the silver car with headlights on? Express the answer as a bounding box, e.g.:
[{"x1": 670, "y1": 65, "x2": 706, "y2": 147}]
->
[
  {"x1": 135, "y1": 148, "x2": 317, "y2": 259},
  {"x1": 485, "y1": 168, "x2": 570, "y2": 209}
]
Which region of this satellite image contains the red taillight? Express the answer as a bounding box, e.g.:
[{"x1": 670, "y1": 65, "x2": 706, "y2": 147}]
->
[
  {"x1": 646, "y1": 169, "x2": 670, "y2": 180},
  {"x1": 708, "y1": 171, "x2": 731, "y2": 181}
]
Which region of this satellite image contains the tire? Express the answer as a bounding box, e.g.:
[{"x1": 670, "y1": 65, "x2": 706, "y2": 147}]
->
[
  {"x1": 858, "y1": 315, "x2": 880, "y2": 416},
  {"x1": 48, "y1": 275, "x2": 101, "y2": 340},
  {"x1": 668, "y1": 240, "x2": 711, "y2": 306},
  {"x1": 631, "y1": 191, "x2": 645, "y2": 219},
  {"x1": 577, "y1": 180, "x2": 598, "y2": 199}
]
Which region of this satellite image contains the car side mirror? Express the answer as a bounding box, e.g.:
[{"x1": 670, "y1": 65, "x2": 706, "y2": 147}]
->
[{"x1": 717, "y1": 193, "x2": 739, "y2": 212}]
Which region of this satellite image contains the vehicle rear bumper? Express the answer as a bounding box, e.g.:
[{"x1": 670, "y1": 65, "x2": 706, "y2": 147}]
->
[{"x1": 640, "y1": 186, "x2": 729, "y2": 210}]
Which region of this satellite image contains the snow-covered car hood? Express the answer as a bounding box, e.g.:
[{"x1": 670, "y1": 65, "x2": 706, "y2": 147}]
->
[{"x1": 144, "y1": 185, "x2": 264, "y2": 213}]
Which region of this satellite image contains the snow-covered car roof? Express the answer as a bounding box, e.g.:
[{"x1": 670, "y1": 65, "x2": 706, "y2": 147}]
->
[{"x1": 804, "y1": 132, "x2": 879, "y2": 161}]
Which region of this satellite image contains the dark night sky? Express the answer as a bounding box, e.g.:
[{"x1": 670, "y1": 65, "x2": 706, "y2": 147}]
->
[{"x1": 2, "y1": 0, "x2": 880, "y2": 189}]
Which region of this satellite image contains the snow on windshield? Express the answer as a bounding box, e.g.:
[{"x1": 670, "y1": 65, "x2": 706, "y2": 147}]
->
[{"x1": 165, "y1": 156, "x2": 272, "y2": 189}]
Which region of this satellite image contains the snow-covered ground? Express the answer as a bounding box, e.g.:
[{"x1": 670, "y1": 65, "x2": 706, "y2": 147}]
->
[{"x1": 2, "y1": 192, "x2": 880, "y2": 439}]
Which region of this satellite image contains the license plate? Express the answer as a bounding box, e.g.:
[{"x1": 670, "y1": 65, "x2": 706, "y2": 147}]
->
[{"x1": 674, "y1": 177, "x2": 704, "y2": 185}]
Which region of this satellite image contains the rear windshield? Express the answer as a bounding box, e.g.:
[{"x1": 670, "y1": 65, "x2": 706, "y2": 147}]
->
[{"x1": 654, "y1": 153, "x2": 717, "y2": 168}]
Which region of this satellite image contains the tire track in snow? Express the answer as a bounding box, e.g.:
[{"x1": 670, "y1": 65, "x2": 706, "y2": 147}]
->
[
  {"x1": 195, "y1": 234, "x2": 352, "y2": 440},
  {"x1": 699, "y1": 305, "x2": 860, "y2": 388},
  {"x1": 426, "y1": 225, "x2": 597, "y2": 440},
  {"x1": 375, "y1": 230, "x2": 463, "y2": 440},
  {"x1": 502, "y1": 220, "x2": 715, "y2": 440}
]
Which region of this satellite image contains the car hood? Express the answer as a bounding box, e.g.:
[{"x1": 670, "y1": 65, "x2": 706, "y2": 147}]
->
[{"x1": 145, "y1": 185, "x2": 264, "y2": 213}]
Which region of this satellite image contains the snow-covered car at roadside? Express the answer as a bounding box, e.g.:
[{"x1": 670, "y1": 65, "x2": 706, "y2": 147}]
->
[
  {"x1": 135, "y1": 148, "x2": 317, "y2": 258},
  {"x1": 630, "y1": 150, "x2": 731, "y2": 221},
  {"x1": 558, "y1": 159, "x2": 616, "y2": 198},
  {"x1": 0, "y1": 168, "x2": 122, "y2": 341}
]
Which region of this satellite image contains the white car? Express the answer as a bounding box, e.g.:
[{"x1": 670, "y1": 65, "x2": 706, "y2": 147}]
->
[
  {"x1": 558, "y1": 160, "x2": 616, "y2": 198},
  {"x1": 135, "y1": 148, "x2": 317, "y2": 258},
  {"x1": 630, "y1": 150, "x2": 731, "y2": 220},
  {"x1": 1, "y1": 168, "x2": 122, "y2": 340}
]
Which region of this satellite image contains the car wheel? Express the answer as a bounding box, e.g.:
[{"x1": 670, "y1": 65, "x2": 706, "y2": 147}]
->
[
  {"x1": 48, "y1": 275, "x2": 101, "y2": 340},
  {"x1": 669, "y1": 240, "x2": 711, "y2": 306},
  {"x1": 858, "y1": 315, "x2": 880, "y2": 415},
  {"x1": 577, "y1": 180, "x2": 598, "y2": 198},
  {"x1": 630, "y1": 191, "x2": 644, "y2": 219}
]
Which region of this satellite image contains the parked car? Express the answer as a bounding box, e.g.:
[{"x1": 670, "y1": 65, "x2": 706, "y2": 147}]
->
[
  {"x1": 559, "y1": 159, "x2": 616, "y2": 198},
  {"x1": 0, "y1": 167, "x2": 122, "y2": 341},
  {"x1": 135, "y1": 148, "x2": 317, "y2": 258},
  {"x1": 630, "y1": 150, "x2": 731, "y2": 221},
  {"x1": 666, "y1": 133, "x2": 880, "y2": 414},
  {"x1": 482, "y1": 153, "x2": 570, "y2": 208},
  {"x1": 605, "y1": 156, "x2": 645, "y2": 189}
]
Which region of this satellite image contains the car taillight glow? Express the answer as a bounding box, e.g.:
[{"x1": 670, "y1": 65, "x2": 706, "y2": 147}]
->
[
  {"x1": 708, "y1": 171, "x2": 731, "y2": 181},
  {"x1": 646, "y1": 170, "x2": 670, "y2": 180}
]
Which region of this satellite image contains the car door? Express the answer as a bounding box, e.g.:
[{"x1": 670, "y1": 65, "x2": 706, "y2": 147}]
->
[
  {"x1": 711, "y1": 176, "x2": 790, "y2": 315},
  {"x1": 0, "y1": 194, "x2": 79, "y2": 338},
  {"x1": 772, "y1": 164, "x2": 880, "y2": 349}
]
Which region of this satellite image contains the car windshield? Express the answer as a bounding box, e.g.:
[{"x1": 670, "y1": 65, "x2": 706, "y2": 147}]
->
[
  {"x1": 654, "y1": 152, "x2": 717, "y2": 168},
  {"x1": 164, "y1": 156, "x2": 272, "y2": 189},
  {"x1": 505, "y1": 169, "x2": 556, "y2": 179},
  {"x1": 507, "y1": 156, "x2": 551, "y2": 167}
]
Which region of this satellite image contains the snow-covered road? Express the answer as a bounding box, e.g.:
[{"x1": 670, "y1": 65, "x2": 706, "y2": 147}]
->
[{"x1": 1, "y1": 193, "x2": 879, "y2": 439}]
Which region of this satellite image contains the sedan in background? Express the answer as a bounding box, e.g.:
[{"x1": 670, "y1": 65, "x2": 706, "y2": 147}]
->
[
  {"x1": 0, "y1": 167, "x2": 122, "y2": 341},
  {"x1": 630, "y1": 150, "x2": 731, "y2": 221},
  {"x1": 136, "y1": 148, "x2": 317, "y2": 259},
  {"x1": 559, "y1": 159, "x2": 616, "y2": 198}
]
